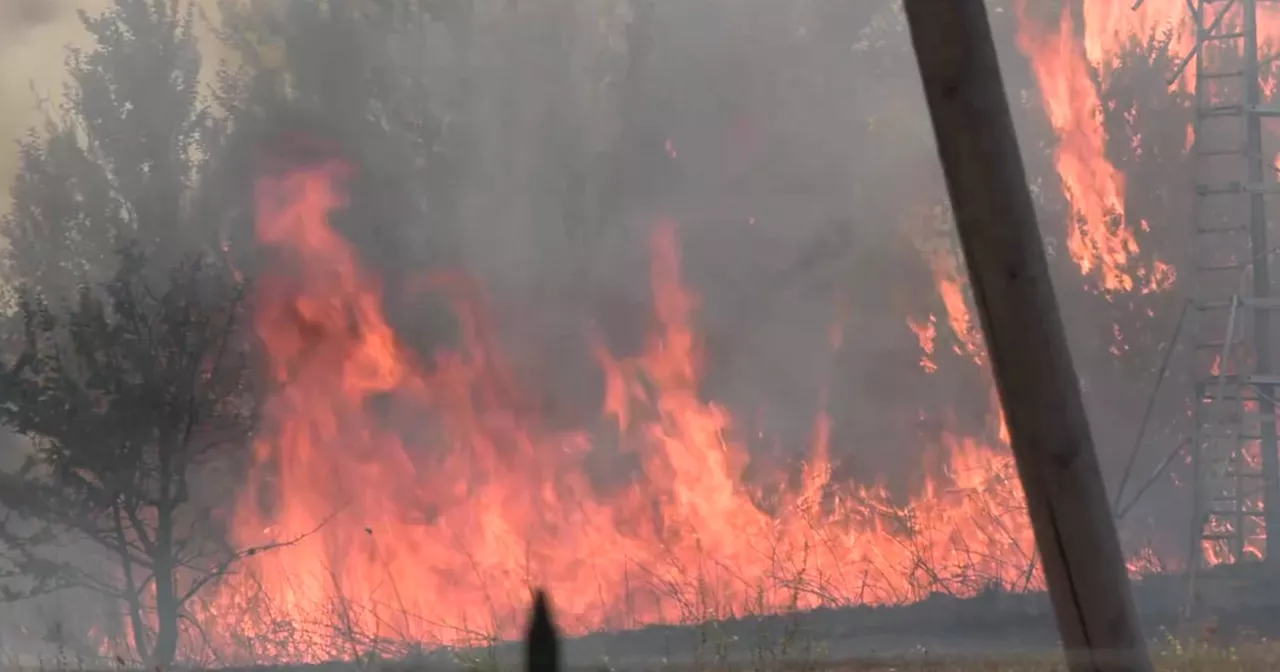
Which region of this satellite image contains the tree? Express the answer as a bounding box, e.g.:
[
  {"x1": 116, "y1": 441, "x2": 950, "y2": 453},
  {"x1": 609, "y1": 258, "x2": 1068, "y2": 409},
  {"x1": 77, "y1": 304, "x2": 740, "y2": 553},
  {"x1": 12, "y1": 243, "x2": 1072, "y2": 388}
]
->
[
  {"x1": 0, "y1": 249, "x2": 258, "y2": 666},
  {"x1": 0, "y1": 0, "x2": 262, "y2": 665}
]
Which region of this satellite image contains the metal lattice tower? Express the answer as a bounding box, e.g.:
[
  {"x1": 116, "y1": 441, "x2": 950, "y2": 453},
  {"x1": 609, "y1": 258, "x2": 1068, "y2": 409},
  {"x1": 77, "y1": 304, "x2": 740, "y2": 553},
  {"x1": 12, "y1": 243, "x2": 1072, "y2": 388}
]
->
[{"x1": 1142, "y1": 0, "x2": 1280, "y2": 573}]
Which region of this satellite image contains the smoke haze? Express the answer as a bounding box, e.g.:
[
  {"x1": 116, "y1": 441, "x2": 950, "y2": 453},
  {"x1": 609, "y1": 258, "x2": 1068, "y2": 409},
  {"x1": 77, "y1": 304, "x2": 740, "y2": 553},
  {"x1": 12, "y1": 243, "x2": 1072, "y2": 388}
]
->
[{"x1": 0, "y1": 0, "x2": 1194, "y2": 663}]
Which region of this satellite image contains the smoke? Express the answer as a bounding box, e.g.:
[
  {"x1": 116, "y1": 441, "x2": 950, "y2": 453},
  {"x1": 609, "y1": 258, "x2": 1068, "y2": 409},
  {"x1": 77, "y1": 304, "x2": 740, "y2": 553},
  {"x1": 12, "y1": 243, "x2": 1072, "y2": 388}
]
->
[
  {"x1": 0, "y1": 0, "x2": 234, "y2": 219},
  {"x1": 0, "y1": 0, "x2": 64, "y2": 29},
  {"x1": 430, "y1": 0, "x2": 968, "y2": 486},
  {"x1": 428, "y1": 0, "x2": 1184, "y2": 537},
  {"x1": 0, "y1": 0, "x2": 1194, "y2": 661},
  {"x1": 0, "y1": 1, "x2": 83, "y2": 214}
]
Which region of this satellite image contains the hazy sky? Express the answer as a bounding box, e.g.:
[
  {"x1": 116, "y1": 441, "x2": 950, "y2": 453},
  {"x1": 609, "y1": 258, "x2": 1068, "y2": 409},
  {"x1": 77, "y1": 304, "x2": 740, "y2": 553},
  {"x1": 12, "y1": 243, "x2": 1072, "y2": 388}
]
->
[
  {"x1": 0, "y1": 1, "x2": 118, "y2": 215},
  {"x1": 0, "y1": 0, "x2": 238, "y2": 215}
]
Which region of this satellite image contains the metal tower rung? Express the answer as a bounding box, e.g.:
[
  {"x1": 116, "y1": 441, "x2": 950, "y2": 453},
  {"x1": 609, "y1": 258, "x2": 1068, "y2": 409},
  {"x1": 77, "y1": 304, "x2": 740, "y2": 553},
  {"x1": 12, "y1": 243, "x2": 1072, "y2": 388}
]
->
[
  {"x1": 1193, "y1": 339, "x2": 1244, "y2": 348},
  {"x1": 1201, "y1": 373, "x2": 1280, "y2": 386},
  {"x1": 1197, "y1": 182, "x2": 1280, "y2": 195},
  {"x1": 1199, "y1": 103, "x2": 1246, "y2": 117},
  {"x1": 1202, "y1": 432, "x2": 1264, "y2": 441},
  {"x1": 1193, "y1": 262, "x2": 1249, "y2": 272},
  {"x1": 1202, "y1": 533, "x2": 1253, "y2": 542},
  {"x1": 1203, "y1": 418, "x2": 1264, "y2": 428},
  {"x1": 1198, "y1": 103, "x2": 1280, "y2": 118},
  {"x1": 1248, "y1": 105, "x2": 1280, "y2": 117},
  {"x1": 1197, "y1": 393, "x2": 1277, "y2": 404},
  {"x1": 1208, "y1": 467, "x2": 1267, "y2": 478},
  {"x1": 1241, "y1": 297, "x2": 1280, "y2": 308},
  {"x1": 1210, "y1": 496, "x2": 1265, "y2": 505},
  {"x1": 1194, "y1": 224, "x2": 1249, "y2": 232},
  {"x1": 1208, "y1": 491, "x2": 1259, "y2": 501},
  {"x1": 1202, "y1": 410, "x2": 1270, "y2": 422},
  {"x1": 1199, "y1": 70, "x2": 1245, "y2": 80},
  {"x1": 1211, "y1": 494, "x2": 1264, "y2": 504},
  {"x1": 1207, "y1": 509, "x2": 1266, "y2": 517},
  {"x1": 1197, "y1": 297, "x2": 1280, "y2": 309}
]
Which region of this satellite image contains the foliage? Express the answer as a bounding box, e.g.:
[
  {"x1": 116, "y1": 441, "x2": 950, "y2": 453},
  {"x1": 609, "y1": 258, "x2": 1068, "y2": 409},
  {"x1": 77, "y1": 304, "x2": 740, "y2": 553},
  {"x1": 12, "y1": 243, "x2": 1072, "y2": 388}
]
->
[
  {"x1": 3, "y1": 0, "x2": 214, "y2": 297},
  {"x1": 0, "y1": 0, "x2": 257, "y2": 666},
  {"x1": 0, "y1": 247, "x2": 255, "y2": 665}
]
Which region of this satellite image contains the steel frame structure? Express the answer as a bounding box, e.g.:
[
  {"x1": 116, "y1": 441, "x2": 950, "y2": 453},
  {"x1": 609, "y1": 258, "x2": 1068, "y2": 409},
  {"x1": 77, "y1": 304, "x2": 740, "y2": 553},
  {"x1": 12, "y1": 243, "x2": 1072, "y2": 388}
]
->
[{"x1": 1134, "y1": 0, "x2": 1280, "y2": 574}]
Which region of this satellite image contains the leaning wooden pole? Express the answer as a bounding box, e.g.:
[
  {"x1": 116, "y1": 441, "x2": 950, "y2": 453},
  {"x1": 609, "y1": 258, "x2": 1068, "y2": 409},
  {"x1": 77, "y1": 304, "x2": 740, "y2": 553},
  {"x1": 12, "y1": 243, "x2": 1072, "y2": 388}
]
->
[{"x1": 901, "y1": 2, "x2": 1153, "y2": 671}]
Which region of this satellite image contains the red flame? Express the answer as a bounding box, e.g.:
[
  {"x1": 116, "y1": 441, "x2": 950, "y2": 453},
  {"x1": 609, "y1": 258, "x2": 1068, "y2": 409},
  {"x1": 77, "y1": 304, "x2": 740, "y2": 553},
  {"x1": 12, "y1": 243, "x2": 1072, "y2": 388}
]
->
[{"x1": 175, "y1": 161, "x2": 1066, "y2": 662}]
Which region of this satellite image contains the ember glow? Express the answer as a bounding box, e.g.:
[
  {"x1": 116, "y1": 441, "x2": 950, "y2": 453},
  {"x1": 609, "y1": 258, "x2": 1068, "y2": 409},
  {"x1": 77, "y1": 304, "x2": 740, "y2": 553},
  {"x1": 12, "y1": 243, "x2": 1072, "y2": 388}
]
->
[{"x1": 170, "y1": 159, "x2": 1066, "y2": 662}]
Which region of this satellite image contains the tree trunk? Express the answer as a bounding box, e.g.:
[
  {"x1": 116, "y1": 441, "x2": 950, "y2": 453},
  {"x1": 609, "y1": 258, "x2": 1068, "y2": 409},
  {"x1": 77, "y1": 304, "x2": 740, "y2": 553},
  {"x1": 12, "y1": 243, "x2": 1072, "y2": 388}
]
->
[
  {"x1": 113, "y1": 506, "x2": 152, "y2": 663},
  {"x1": 126, "y1": 593, "x2": 150, "y2": 665},
  {"x1": 153, "y1": 446, "x2": 180, "y2": 668},
  {"x1": 151, "y1": 556, "x2": 180, "y2": 668}
]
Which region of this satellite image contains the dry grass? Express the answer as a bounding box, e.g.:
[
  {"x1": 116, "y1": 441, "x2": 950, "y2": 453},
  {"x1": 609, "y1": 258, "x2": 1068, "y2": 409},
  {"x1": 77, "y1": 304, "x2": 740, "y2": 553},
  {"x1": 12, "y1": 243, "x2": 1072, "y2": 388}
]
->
[
  {"x1": 807, "y1": 642, "x2": 1280, "y2": 672},
  {"x1": 6, "y1": 633, "x2": 1280, "y2": 672},
  {"x1": 443, "y1": 630, "x2": 1280, "y2": 672},
  {"x1": 534, "y1": 640, "x2": 1280, "y2": 671},
  {"x1": 0, "y1": 482, "x2": 1264, "y2": 671}
]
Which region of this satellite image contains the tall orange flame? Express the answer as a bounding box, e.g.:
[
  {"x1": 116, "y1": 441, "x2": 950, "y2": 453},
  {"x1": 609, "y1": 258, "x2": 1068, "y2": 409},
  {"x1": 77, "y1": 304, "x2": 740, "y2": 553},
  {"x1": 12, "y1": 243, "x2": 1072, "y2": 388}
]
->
[
  {"x1": 190, "y1": 161, "x2": 1055, "y2": 662},
  {"x1": 1016, "y1": 0, "x2": 1147, "y2": 294}
]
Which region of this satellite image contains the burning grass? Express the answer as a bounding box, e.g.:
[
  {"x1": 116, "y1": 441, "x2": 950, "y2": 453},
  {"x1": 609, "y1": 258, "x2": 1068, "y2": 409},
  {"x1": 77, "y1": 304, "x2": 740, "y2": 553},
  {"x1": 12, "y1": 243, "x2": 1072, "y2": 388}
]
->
[
  {"x1": 44, "y1": 140, "x2": 1191, "y2": 667},
  {"x1": 10, "y1": 2, "x2": 1280, "y2": 669},
  {"x1": 175, "y1": 157, "x2": 1062, "y2": 663}
]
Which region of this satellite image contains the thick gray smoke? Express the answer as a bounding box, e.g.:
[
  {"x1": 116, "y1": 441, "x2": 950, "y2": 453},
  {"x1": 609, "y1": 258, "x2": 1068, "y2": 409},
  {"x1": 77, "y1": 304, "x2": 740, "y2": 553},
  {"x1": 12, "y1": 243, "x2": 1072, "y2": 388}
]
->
[{"x1": 427, "y1": 1, "x2": 951, "y2": 468}]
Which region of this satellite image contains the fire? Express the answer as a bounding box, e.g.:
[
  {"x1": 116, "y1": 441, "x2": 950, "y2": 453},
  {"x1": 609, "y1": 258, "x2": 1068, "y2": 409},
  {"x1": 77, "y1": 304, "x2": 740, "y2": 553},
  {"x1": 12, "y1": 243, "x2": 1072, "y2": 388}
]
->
[
  {"x1": 905, "y1": 205, "x2": 985, "y2": 370},
  {"x1": 1079, "y1": 0, "x2": 1194, "y2": 86},
  {"x1": 1015, "y1": 0, "x2": 1147, "y2": 294},
  {"x1": 187, "y1": 160, "x2": 1056, "y2": 662},
  {"x1": 908, "y1": 257, "x2": 983, "y2": 370},
  {"x1": 907, "y1": 315, "x2": 938, "y2": 374},
  {"x1": 1013, "y1": 0, "x2": 1280, "y2": 295}
]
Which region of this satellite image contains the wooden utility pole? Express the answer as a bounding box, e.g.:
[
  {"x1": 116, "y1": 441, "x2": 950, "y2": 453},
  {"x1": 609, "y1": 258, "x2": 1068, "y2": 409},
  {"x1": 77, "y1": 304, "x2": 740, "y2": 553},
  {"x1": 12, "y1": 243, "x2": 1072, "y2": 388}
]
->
[{"x1": 901, "y1": 2, "x2": 1153, "y2": 670}]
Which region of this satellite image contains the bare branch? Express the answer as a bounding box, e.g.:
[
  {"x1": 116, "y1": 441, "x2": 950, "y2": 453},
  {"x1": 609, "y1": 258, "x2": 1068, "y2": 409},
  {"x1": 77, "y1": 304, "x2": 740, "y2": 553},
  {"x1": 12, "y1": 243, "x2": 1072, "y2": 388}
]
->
[{"x1": 177, "y1": 511, "x2": 337, "y2": 608}]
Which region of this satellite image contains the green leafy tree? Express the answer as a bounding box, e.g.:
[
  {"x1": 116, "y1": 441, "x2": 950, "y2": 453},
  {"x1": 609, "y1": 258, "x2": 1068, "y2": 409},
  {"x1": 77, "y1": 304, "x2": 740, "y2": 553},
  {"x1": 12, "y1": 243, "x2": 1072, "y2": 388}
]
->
[
  {"x1": 0, "y1": 250, "x2": 259, "y2": 666},
  {"x1": 0, "y1": 1, "x2": 269, "y2": 665}
]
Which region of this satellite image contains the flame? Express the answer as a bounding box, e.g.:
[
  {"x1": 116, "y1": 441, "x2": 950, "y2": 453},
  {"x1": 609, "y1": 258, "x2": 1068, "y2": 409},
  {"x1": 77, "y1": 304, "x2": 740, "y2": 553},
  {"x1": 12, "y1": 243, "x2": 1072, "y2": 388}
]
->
[
  {"x1": 908, "y1": 207, "x2": 985, "y2": 368},
  {"x1": 937, "y1": 272, "x2": 985, "y2": 365},
  {"x1": 1016, "y1": 0, "x2": 1280, "y2": 296},
  {"x1": 1080, "y1": 0, "x2": 1194, "y2": 86},
  {"x1": 58, "y1": 4, "x2": 1280, "y2": 661},
  {"x1": 1015, "y1": 0, "x2": 1147, "y2": 294},
  {"x1": 175, "y1": 160, "x2": 1075, "y2": 662},
  {"x1": 907, "y1": 315, "x2": 939, "y2": 374}
]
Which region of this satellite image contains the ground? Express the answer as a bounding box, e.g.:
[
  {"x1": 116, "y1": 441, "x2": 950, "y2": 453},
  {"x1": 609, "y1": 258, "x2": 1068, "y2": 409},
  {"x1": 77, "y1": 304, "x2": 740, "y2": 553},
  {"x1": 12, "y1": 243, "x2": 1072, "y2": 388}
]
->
[
  {"x1": 5, "y1": 634, "x2": 1280, "y2": 672},
  {"x1": 10, "y1": 570, "x2": 1280, "y2": 671}
]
